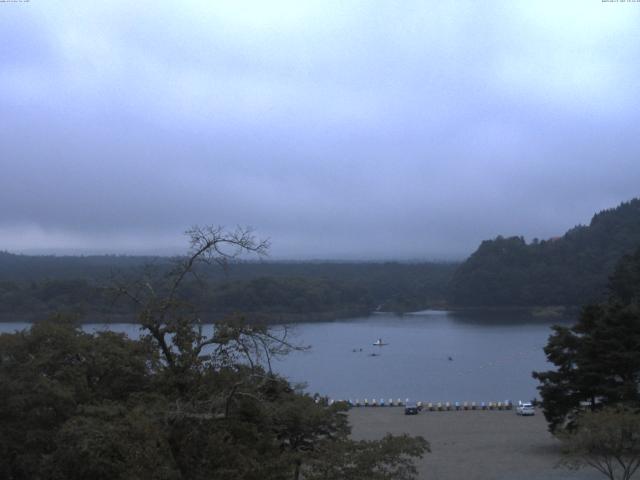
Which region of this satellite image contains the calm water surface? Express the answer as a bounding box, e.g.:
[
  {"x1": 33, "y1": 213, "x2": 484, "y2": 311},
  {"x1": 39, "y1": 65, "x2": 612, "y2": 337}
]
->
[{"x1": 0, "y1": 310, "x2": 568, "y2": 403}]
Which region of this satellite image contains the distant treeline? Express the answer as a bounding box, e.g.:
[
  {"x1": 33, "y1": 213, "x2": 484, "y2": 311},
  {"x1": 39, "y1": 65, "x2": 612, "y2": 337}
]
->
[
  {"x1": 2, "y1": 198, "x2": 639, "y2": 321},
  {"x1": 0, "y1": 254, "x2": 457, "y2": 322},
  {"x1": 450, "y1": 198, "x2": 640, "y2": 307}
]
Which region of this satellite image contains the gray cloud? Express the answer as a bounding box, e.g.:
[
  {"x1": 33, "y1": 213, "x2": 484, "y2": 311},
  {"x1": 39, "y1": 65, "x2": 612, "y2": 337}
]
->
[{"x1": 1, "y1": 0, "x2": 639, "y2": 259}]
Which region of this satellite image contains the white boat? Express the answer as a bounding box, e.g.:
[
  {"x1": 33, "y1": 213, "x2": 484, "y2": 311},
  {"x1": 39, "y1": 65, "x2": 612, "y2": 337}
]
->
[{"x1": 373, "y1": 338, "x2": 388, "y2": 346}]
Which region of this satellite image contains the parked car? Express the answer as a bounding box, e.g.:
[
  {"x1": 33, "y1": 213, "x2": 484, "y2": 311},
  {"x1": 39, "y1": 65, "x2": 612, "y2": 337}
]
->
[
  {"x1": 516, "y1": 402, "x2": 535, "y2": 416},
  {"x1": 404, "y1": 402, "x2": 419, "y2": 415}
]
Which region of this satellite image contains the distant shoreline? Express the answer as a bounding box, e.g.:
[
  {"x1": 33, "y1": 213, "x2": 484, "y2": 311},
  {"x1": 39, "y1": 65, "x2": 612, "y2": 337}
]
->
[
  {"x1": 0, "y1": 305, "x2": 579, "y2": 325},
  {"x1": 444, "y1": 304, "x2": 579, "y2": 318}
]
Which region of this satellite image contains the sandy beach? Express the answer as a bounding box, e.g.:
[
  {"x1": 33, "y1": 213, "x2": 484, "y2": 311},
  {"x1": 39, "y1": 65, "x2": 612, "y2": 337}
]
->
[{"x1": 349, "y1": 408, "x2": 601, "y2": 480}]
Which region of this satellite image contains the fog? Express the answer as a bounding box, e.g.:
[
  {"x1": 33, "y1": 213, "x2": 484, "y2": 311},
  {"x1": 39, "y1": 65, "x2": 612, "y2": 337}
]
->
[{"x1": 1, "y1": 1, "x2": 639, "y2": 259}]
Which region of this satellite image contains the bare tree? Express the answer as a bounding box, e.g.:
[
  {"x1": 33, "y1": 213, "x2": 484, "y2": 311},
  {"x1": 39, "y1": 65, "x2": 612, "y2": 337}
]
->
[{"x1": 111, "y1": 226, "x2": 300, "y2": 382}]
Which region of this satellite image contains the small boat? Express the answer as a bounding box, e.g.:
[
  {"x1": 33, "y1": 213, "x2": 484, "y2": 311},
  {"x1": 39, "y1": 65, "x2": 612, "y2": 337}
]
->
[{"x1": 373, "y1": 338, "x2": 388, "y2": 346}]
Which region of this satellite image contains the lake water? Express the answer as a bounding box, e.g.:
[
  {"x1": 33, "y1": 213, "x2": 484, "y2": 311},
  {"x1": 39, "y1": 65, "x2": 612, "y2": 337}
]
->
[{"x1": 0, "y1": 310, "x2": 568, "y2": 404}]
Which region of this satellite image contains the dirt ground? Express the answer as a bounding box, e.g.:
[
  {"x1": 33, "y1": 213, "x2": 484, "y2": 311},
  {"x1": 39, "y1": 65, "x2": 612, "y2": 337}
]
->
[{"x1": 348, "y1": 408, "x2": 601, "y2": 480}]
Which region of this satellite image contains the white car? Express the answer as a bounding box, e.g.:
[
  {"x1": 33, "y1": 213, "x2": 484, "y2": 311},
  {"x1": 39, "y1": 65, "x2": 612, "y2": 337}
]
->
[{"x1": 516, "y1": 402, "x2": 535, "y2": 416}]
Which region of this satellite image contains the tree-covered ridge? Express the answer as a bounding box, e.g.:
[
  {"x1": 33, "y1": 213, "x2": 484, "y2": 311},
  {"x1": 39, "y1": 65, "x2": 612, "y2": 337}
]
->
[
  {"x1": 0, "y1": 255, "x2": 456, "y2": 321},
  {"x1": 0, "y1": 276, "x2": 373, "y2": 323},
  {"x1": 0, "y1": 251, "x2": 155, "y2": 281},
  {"x1": 450, "y1": 198, "x2": 640, "y2": 307}
]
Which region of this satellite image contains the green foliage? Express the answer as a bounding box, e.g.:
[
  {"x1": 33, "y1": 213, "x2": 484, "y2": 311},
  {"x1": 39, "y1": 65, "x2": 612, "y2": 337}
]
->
[
  {"x1": 559, "y1": 407, "x2": 640, "y2": 480},
  {"x1": 533, "y1": 246, "x2": 640, "y2": 433},
  {"x1": 0, "y1": 254, "x2": 457, "y2": 321},
  {"x1": 304, "y1": 434, "x2": 430, "y2": 480},
  {"x1": 451, "y1": 198, "x2": 640, "y2": 306},
  {"x1": 201, "y1": 276, "x2": 375, "y2": 316},
  {"x1": 0, "y1": 318, "x2": 154, "y2": 479},
  {"x1": 0, "y1": 227, "x2": 428, "y2": 479},
  {"x1": 0, "y1": 317, "x2": 428, "y2": 480},
  {"x1": 610, "y1": 247, "x2": 640, "y2": 305},
  {"x1": 48, "y1": 402, "x2": 178, "y2": 480}
]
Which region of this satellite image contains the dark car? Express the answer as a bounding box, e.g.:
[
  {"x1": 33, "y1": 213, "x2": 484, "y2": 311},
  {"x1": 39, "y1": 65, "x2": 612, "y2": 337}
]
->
[{"x1": 404, "y1": 402, "x2": 419, "y2": 415}]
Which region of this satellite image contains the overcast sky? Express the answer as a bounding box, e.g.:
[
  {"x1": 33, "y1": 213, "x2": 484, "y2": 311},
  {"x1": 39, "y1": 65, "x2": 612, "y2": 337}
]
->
[{"x1": 1, "y1": 1, "x2": 639, "y2": 259}]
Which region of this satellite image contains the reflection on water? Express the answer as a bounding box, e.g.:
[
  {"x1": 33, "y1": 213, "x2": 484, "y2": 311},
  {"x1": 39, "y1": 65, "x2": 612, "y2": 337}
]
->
[{"x1": 0, "y1": 310, "x2": 573, "y2": 403}]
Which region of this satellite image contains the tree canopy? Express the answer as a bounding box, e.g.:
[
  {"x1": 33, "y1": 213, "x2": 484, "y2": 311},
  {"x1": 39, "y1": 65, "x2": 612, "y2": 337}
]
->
[
  {"x1": 0, "y1": 252, "x2": 456, "y2": 322},
  {"x1": 0, "y1": 226, "x2": 429, "y2": 480},
  {"x1": 450, "y1": 198, "x2": 640, "y2": 307},
  {"x1": 533, "y1": 245, "x2": 640, "y2": 433},
  {"x1": 559, "y1": 407, "x2": 640, "y2": 480}
]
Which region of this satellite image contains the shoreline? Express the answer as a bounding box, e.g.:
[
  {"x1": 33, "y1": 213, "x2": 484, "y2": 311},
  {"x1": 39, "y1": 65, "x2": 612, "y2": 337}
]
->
[{"x1": 0, "y1": 305, "x2": 578, "y2": 324}]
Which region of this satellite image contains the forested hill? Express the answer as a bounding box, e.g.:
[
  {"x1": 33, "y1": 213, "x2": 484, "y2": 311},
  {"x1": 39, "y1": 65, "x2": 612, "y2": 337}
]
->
[
  {"x1": 0, "y1": 252, "x2": 154, "y2": 281},
  {"x1": 449, "y1": 198, "x2": 640, "y2": 307},
  {"x1": 0, "y1": 253, "x2": 457, "y2": 321}
]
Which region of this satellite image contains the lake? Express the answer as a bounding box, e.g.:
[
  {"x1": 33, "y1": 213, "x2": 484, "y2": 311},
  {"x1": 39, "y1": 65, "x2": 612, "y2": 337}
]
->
[{"x1": 0, "y1": 310, "x2": 568, "y2": 404}]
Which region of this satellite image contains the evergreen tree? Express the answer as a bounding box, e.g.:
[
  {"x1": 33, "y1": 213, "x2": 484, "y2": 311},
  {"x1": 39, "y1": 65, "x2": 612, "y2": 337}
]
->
[
  {"x1": 451, "y1": 198, "x2": 640, "y2": 307},
  {"x1": 533, "y1": 246, "x2": 640, "y2": 433}
]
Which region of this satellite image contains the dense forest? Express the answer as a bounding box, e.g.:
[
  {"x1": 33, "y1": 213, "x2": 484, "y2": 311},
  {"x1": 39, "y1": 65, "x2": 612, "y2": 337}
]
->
[
  {"x1": 2, "y1": 199, "x2": 639, "y2": 321},
  {"x1": 0, "y1": 252, "x2": 456, "y2": 322},
  {"x1": 450, "y1": 198, "x2": 640, "y2": 307},
  {"x1": 0, "y1": 229, "x2": 428, "y2": 479}
]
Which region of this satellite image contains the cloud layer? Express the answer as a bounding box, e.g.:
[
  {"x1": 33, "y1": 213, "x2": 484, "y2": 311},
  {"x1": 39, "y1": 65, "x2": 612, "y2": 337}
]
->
[{"x1": 1, "y1": 1, "x2": 639, "y2": 259}]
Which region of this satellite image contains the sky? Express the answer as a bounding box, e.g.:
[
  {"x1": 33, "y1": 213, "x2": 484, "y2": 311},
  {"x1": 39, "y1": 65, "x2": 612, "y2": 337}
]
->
[{"x1": 1, "y1": 0, "x2": 639, "y2": 260}]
